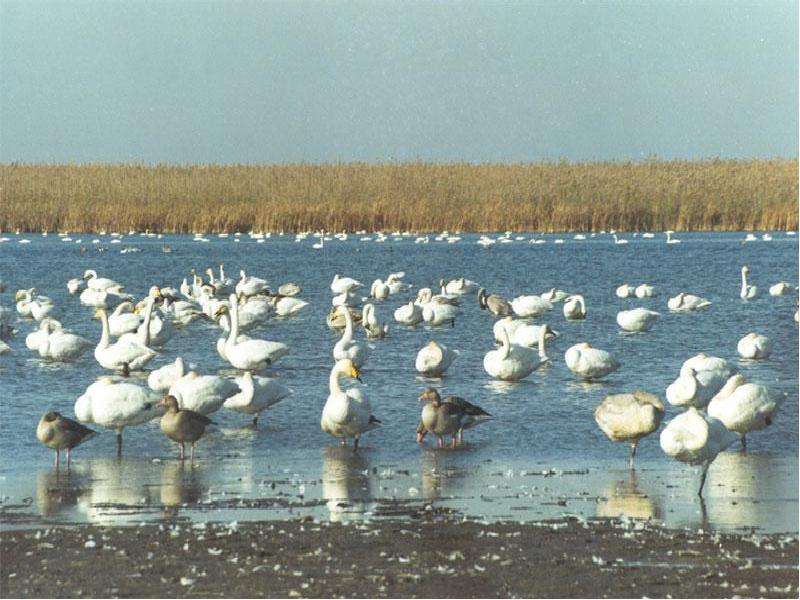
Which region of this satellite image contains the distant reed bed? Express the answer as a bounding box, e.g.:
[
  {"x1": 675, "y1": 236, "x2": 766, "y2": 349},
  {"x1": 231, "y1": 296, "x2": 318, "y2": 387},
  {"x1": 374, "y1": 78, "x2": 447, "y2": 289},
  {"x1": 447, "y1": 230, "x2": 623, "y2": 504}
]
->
[{"x1": 1, "y1": 159, "x2": 796, "y2": 233}]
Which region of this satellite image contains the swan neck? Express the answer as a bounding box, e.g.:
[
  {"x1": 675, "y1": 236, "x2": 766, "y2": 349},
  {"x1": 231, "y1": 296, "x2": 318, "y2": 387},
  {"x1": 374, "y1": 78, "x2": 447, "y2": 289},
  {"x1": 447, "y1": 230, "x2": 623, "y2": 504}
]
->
[
  {"x1": 329, "y1": 363, "x2": 344, "y2": 395},
  {"x1": 538, "y1": 326, "x2": 548, "y2": 359},
  {"x1": 98, "y1": 310, "x2": 110, "y2": 348},
  {"x1": 500, "y1": 327, "x2": 511, "y2": 360},
  {"x1": 228, "y1": 298, "x2": 240, "y2": 342},
  {"x1": 139, "y1": 299, "x2": 154, "y2": 346},
  {"x1": 342, "y1": 308, "x2": 354, "y2": 341}
]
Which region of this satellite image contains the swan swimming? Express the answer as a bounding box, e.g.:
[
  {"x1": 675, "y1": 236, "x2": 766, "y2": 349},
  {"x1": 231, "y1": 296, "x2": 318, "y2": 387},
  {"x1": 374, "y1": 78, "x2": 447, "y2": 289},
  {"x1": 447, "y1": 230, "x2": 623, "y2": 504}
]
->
[
  {"x1": 740, "y1": 266, "x2": 758, "y2": 300},
  {"x1": 492, "y1": 316, "x2": 558, "y2": 348},
  {"x1": 484, "y1": 324, "x2": 551, "y2": 381},
  {"x1": 332, "y1": 305, "x2": 368, "y2": 368},
  {"x1": 616, "y1": 308, "x2": 660, "y2": 332},
  {"x1": 562, "y1": 295, "x2": 586, "y2": 320},
  {"x1": 394, "y1": 301, "x2": 423, "y2": 326},
  {"x1": 667, "y1": 292, "x2": 711, "y2": 312},
  {"x1": 736, "y1": 332, "x2": 772, "y2": 359}
]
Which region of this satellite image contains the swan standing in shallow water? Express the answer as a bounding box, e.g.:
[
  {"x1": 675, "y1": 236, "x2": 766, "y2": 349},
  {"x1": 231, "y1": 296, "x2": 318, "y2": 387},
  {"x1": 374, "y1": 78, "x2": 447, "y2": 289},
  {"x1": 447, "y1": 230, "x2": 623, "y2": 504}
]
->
[
  {"x1": 707, "y1": 374, "x2": 780, "y2": 450},
  {"x1": 223, "y1": 371, "x2": 291, "y2": 427},
  {"x1": 333, "y1": 305, "x2": 368, "y2": 367},
  {"x1": 740, "y1": 266, "x2": 758, "y2": 299},
  {"x1": 484, "y1": 325, "x2": 551, "y2": 381},
  {"x1": 562, "y1": 295, "x2": 586, "y2": 320},
  {"x1": 417, "y1": 388, "x2": 491, "y2": 448},
  {"x1": 75, "y1": 376, "x2": 162, "y2": 455},
  {"x1": 370, "y1": 279, "x2": 390, "y2": 301},
  {"x1": 665, "y1": 353, "x2": 735, "y2": 409},
  {"x1": 321, "y1": 359, "x2": 380, "y2": 450},
  {"x1": 422, "y1": 298, "x2": 458, "y2": 327},
  {"x1": 660, "y1": 407, "x2": 737, "y2": 496},
  {"x1": 736, "y1": 332, "x2": 772, "y2": 359},
  {"x1": 616, "y1": 308, "x2": 660, "y2": 332},
  {"x1": 564, "y1": 342, "x2": 620, "y2": 380},
  {"x1": 594, "y1": 391, "x2": 664, "y2": 468},
  {"x1": 415, "y1": 340, "x2": 458, "y2": 377},
  {"x1": 667, "y1": 292, "x2": 711, "y2": 312},
  {"x1": 26, "y1": 318, "x2": 61, "y2": 350},
  {"x1": 394, "y1": 301, "x2": 423, "y2": 326},
  {"x1": 216, "y1": 295, "x2": 289, "y2": 370}
]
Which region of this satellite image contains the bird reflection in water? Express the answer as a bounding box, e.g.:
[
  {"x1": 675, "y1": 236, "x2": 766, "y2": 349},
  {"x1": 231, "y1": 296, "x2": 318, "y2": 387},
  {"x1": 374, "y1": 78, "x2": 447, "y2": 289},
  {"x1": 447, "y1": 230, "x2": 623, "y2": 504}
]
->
[
  {"x1": 321, "y1": 446, "x2": 373, "y2": 522},
  {"x1": 596, "y1": 470, "x2": 662, "y2": 522},
  {"x1": 36, "y1": 468, "x2": 88, "y2": 518},
  {"x1": 158, "y1": 460, "x2": 206, "y2": 519},
  {"x1": 75, "y1": 457, "x2": 157, "y2": 525}
]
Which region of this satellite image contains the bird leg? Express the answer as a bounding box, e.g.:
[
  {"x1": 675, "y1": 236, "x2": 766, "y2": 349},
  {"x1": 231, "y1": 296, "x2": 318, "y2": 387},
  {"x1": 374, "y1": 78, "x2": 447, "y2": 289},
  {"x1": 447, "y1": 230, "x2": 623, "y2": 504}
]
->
[
  {"x1": 54, "y1": 450, "x2": 60, "y2": 469},
  {"x1": 190, "y1": 443, "x2": 195, "y2": 463},
  {"x1": 179, "y1": 442, "x2": 185, "y2": 461},
  {"x1": 116, "y1": 433, "x2": 123, "y2": 457},
  {"x1": 66, "y1": 448, "x2": 72, "y2": 470},
  {"x1": 252, "y1": 415, "x2": 259, "y2": 429},
  {"x1": 458, "y1": 429, "x2": 464, "y2": 444},
  {"x1": 698, "y1": 461, "x2": 710, "y2": 497},
  {"x1": 437, "y1": 436, "x2": 444, "y2": 449},
  {"x1": 340, "y1": 438, "x2": 347, "y2": 447},
  {"x1": 629, "y1": 440, "x2": 638, "y2": 470},
  {"x1": 451, "y1": 436, "x2": 457, "y2": 449},
  {"x1": 353, "y1": 436, "x2": 360, "y2": 452},
  {"x1": 740, "y1": 434, "x2": 747, "y2": 452}
]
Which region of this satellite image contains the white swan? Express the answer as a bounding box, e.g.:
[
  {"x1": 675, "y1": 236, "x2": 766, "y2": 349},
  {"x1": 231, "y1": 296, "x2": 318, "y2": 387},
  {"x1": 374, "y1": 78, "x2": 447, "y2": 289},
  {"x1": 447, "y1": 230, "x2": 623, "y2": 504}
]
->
[
  {"x1": 707, "y1": 374, "x2": 780, "y2": 450},
  {"x1": 394, "y1": 301, "x2": 423, "y2": 325},
  {"x1": 492, "y1": 316, "x2": 557, "y2": 347},
  {"x1": 386, "y1": 272, "x2": 410, "y2": 294},
  {"x1": 443, "y1": 277, "x2": 478, "y2": 295},
  {"x1": 29, "y1": 296, "x2": 58, "y2": 322},
  {"x1": 161, "y1": 297, "x2": 205, "y2": 325},
  {"x1": 422, "y1": 300, "x2": 458, "y2": 327},
  {"x1": 223, "y1": 371, "x2": 291, "y2": 426},
  {"x1": 667, "y1": 292, "x2": 711, "y2": 312},
  {"x1": 736, "y1": 332, "x2": 772, "y2": 359},
  {"x1": 270, "y1": 295, "x2": 309, "y2": 317},
  {"x1": 236, "y1": 270, "x2": 269, "y2": 297},
  {"x1": 665, "y1": 353, "x2": 735, "y2": 409},
  {"x1": 740, "y1": 266, "x2": 758, "y2": 300},
  {"x1": 67, "y1": 277, "x2": 86, "y2": 295},
  {"x1": 332, "y1": 305, "x2": 368, "y2": 368},
  {"x1": 93, "y1": 303, "x2": 157, "y2": 372},
  {"x1": 540, "y1": 288, "x2": 569, "y2": 303},
  {"x1": 594, "y1": 391, "x2": 664, "y2": 467},
  {"x1": 562, "y1": 295, "x2": 586, "y2": 320},
  {"x1": 83, "y1": 270, "x2": 122, "y2": 292},
  {"x1": 75, "y1": 376, "x2": 163, "y2": 455},
  {"x1": 659, "y1": 407, "x2": 737, "y2": 496},
  {"x1": 634, "y1": 284, "x2": 655, "y2": 298},
  {"x1": 361, "y1": 303, "x2": 388, "y2": 340},
  {"x1": 483, "y1": 325, "x2": 550, "y2": 381},
  {"x1": 510, "y1": 295, "x2": 551, "y2": 317},
  {"x1": 615, "y1": 284, "x2": 634, "y2": 298},
  {"x1": 332, "y1": 290, "x2": 364, "y2": 308},
  {"x1": 218, "y1": 295, "x2": 288, "y2": 370},
  {"x1": 769, "y1": 281, "x2": 794, "y2": 296},
  {"x1": 214, "y1": 312, "x2": 252, "y2": 361},
  {"x1": 415, "y1": 340, "x2": 458, "y2": 377},
  {"x1": 15, "y1": 288, "x2": 35, "y2": 317},
  {"x1": 331, "y1": 274, "x2": 362, "y2": 295},
  {"x1": 147, "y1": 357, "x2": 186, "y2": 393},
  {"x1": 564, "y1": 342, "x2": 620, "y2": 380},
  {"x1": 616, "y1": 308, "x2": 660, "y2": 332},
  {"x1": 370, "y1": 279, "x2": 389, "y2": 301},
  {"x1": 38, "y1": 328, "x2": 92, "y2": 362},
  {"x1": 167, "y1": 370, "x2": 240, "y2": 415},
  {"x1": 107, "y1": 302, "x2": 141, "y2": 336},
  {"x1": 26, "y1": 318, "x2": 61, "y2": 350},
  {"x1": 321, "y1": 359, "x2": 380, "y2": 450}
]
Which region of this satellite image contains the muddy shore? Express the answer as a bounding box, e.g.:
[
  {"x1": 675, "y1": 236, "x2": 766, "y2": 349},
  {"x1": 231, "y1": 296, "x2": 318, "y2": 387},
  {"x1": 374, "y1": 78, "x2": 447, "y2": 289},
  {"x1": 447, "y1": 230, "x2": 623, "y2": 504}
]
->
[{"x1": 1, "y1": 517, "x2": 796, "y2": 598}]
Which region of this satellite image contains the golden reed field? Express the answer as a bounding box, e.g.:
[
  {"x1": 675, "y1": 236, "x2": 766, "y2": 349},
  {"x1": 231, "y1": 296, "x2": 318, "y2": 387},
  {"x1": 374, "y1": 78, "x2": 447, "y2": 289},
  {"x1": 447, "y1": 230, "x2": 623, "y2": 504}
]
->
[{"x1": 0, "y1": 159, "x2": 797, "y2": 233}]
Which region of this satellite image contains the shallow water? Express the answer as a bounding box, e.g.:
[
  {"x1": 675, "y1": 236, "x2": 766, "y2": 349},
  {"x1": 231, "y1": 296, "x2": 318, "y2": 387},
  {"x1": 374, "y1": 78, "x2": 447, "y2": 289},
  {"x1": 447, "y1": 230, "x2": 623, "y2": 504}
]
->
[{"x1": 0, "y1": 231, "x2": 797, "y2": 532}]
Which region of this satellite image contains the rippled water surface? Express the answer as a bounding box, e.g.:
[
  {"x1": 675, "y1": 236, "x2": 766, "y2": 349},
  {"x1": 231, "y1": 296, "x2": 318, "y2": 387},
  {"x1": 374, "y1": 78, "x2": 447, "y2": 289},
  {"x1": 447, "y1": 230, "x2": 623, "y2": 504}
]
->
[{"x1": 0, "y1": 232, "x2": 797, "y2": 532}]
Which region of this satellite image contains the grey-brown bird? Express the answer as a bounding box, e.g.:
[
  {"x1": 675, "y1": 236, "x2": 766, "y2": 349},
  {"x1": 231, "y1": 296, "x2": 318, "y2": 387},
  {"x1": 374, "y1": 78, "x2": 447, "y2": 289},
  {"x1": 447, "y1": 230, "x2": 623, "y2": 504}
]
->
[
  {"x1": 36, "y1": 411, "x2": 97, "y2": 468},
  {"x1": 417, "y1": 388, "x2": 491, "y2": 448},
  {"x1": 158, "y1": 395, "x2": 213, "y2": 461}
]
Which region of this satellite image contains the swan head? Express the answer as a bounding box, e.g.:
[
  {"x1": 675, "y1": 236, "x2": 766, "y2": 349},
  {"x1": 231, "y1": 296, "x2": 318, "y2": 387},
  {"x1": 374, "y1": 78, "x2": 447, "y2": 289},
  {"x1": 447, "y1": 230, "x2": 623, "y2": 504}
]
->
[
  {"x1": 337, "y1": 358, "x2": 361, "y2": 382},
  {"x1": 742, "y1": 265, "x2": 749, "y2": 274},
  {"x1": 83, "y1": 269, "x2": 97, "y2": 280},
  {"x1": 214, "y1": 305, "x2": 229, "y2": 318},
  {"x1": 418, "y1": 387, "x2": 442, "y2": 406},
  {"x1": 148, "y1": 286, "x2": 162, "y2": 298}
]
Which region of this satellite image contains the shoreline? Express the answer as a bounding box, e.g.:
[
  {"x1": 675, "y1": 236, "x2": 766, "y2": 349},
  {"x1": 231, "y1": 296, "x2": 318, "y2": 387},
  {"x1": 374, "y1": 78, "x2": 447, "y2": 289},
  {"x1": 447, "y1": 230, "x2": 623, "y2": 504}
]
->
[{"x1": 1, "y1": 517, "x2": 797, "y2": 598}]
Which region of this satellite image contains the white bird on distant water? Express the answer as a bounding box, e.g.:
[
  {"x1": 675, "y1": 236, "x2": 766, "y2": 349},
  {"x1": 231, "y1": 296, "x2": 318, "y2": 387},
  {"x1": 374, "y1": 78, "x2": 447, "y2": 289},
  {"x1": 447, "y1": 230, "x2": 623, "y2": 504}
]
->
[
  {"x1": 667, "y1": 293, "x2": 711, "y2": 312},
  {"x1": 616, "y1": 308, "x2": 660, "y2": 332},
  {"x1": 659, "y1": 407, "x2": 737, "y2": 496},
  {"x1": 615, "y1": 284, "x2": 634, "y2": 299},
  {"x1": 769, "y1": 281, "x2": 794, "y2": 296},
  {"x1": 740, "y1": 266, "x2": 758, "y2": 300},
  {"x1": 562, "y1": 295, "x2": 586, "y2": 320},
  {"x1": 707, "y1": 374, "x2": 780, "y2": 451},
  {"x1": 634, "y1": 284, "x2": 655, "y2": 298},
  {"x1": 736, "y1": 332, "x2": 772, "y2": 359},
  {"x1": 564, "y1": 343, "x2": 620, "y2": 381},
  {"x1": 595, "y1": 391, "x2": 664, "y2": 468}
]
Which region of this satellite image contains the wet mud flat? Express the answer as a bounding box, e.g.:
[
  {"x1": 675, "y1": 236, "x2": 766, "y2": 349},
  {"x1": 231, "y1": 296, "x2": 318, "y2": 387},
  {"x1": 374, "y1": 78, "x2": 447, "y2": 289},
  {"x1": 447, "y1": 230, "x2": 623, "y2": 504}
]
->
[{"x1": 1, "y1": 517, "x2": 797, "y2": 598}]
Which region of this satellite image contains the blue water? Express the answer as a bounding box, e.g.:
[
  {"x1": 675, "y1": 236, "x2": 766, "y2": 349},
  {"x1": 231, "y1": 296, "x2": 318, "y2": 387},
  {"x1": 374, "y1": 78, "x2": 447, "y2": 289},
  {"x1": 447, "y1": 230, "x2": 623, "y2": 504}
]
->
[{"x1": 0, "y1": 231, "x2": 797, "y2": 531}]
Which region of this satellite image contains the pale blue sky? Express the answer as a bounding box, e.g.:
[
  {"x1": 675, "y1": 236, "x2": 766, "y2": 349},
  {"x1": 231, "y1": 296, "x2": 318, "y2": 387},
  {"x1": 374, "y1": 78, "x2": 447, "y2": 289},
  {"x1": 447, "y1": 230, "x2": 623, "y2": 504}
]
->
[{"x1": 1, "y1": 0, "x2": 797, "y2": 163}]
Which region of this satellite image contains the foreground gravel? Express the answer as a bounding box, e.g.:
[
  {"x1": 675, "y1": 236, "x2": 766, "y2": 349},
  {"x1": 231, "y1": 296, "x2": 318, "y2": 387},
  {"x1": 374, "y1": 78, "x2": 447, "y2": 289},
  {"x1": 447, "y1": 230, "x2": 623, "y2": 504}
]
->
[{"x1": 1, "y1": 517, "x2": 797, "y2": 598}]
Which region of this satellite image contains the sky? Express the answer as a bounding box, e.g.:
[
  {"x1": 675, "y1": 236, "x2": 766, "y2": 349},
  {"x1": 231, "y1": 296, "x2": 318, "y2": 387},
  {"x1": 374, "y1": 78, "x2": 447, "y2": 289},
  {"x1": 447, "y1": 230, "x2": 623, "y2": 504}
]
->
[{"x1": 1, "y1": 0, "x2": 797, "y2": 164}]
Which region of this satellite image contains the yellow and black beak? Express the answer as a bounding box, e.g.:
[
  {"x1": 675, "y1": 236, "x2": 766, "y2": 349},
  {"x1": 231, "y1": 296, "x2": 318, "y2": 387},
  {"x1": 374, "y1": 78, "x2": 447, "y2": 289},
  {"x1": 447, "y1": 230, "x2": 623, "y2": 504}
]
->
[{"x1": 351, "y1": 366, "x2": 362, "y2": 383}]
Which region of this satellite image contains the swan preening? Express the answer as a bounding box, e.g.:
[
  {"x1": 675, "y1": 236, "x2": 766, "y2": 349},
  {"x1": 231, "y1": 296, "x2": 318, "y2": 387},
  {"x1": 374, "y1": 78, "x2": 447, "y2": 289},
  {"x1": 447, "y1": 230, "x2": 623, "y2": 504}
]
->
[
  {"x1": 223, "y1": 371, "x2": 291, "y2": 426},
  {"x1": 660, "y1": 407, "x2": 738, "y2": 496},
  {"x1": 616, "y1": 308, "x2": 660, "y2": 332},
  {"x1": 666, "y1": 354, "x2": 735, "y2": 409},
  {"x1": 707, "y1": 374, "x2": 780, "y2": 450},
  {"x1": 484, "y1": 324, "x2": 551, "y2": 381},
  {"x1": 736, "y1": 332, "x2": 772, "y2": 359},
  {"x1": 562, "y1": 295, "x2": 586, "y2": 320},
  {"x1": 321, "y1": 359, "x2": 379, "y2": 450},
  {"x1": 667, "y1": 292, "x2": 711, "y2": 312},
  {"x1": 595, "y1": 391, "x2": 664, "y2": 467},
  {"x1": 492, "y1": 317, "x2": 558, "y2": 348},
  {"x1": 415, "y1": 340, "x2": 458, "y2": 377}
]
